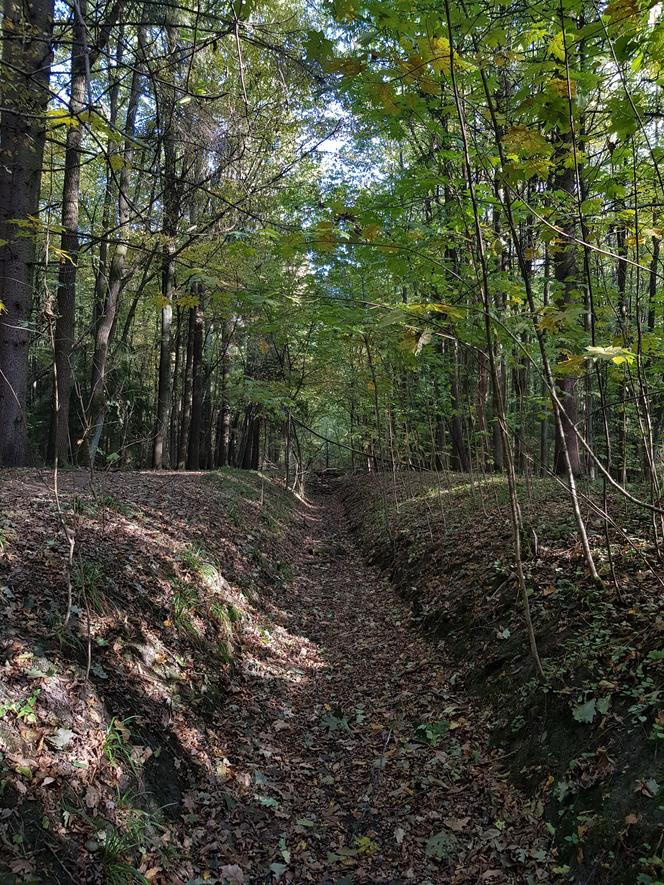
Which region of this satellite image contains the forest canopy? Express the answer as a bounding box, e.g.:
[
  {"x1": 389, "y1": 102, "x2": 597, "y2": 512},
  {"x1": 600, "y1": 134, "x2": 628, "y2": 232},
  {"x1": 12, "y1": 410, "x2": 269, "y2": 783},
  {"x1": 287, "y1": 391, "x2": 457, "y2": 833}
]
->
[{"x1": 1, "y1": 0, "x2": 663, "y2": 507}]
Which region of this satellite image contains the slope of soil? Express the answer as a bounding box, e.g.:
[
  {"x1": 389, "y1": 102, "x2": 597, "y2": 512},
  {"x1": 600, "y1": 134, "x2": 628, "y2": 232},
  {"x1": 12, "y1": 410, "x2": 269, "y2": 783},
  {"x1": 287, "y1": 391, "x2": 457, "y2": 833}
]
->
[
  {"x1": 340, "y1": 471, "x2": 664, "y2": 884},
  {"x1": 0, "y1": 469, "x2": 554, "y2": 883}
]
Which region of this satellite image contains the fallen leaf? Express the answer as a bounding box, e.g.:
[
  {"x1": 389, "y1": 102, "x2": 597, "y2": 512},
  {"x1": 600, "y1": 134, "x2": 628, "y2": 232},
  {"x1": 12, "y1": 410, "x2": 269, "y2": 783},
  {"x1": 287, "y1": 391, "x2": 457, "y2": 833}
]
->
[{"x1": 47, "y1": 728, "x2": 75, "y2": 750}]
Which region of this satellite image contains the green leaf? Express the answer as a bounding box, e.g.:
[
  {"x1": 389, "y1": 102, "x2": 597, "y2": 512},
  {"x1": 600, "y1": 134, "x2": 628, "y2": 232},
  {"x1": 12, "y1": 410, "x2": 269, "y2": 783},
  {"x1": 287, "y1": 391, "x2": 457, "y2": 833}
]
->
[
  {"x1": 597, "y1": 696, "x2": 611, "y2": 715},
  {"x1": 425, "y1": 829, "x2": 458, "y2": 860},
  {"x1": 572, "y1": 698, "x2": 596, "y2": 724},
  {"x1": 91, "y1": 662, "x2": 109, "y2": 679}
]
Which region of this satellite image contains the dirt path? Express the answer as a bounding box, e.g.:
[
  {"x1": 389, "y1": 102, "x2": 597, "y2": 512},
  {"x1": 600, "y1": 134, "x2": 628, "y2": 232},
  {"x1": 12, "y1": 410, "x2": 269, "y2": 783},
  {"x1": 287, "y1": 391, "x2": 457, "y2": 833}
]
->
[
  {"x1": 0, "y1": 471, "x2": 553, "y2": 883},
  {"x1": 214, "y1": 487, "x2": 552, "y2": 883}
]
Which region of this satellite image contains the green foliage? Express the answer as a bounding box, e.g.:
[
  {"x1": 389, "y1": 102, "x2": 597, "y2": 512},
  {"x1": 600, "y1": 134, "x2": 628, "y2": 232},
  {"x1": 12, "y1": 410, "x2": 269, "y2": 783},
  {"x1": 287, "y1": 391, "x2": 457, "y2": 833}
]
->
[
  {"x1": 0, "y1": 689, "x2": 40, "y2": 723},
  {"x1": 104, "y1": 717, "x2": 137, "y2": 773}
]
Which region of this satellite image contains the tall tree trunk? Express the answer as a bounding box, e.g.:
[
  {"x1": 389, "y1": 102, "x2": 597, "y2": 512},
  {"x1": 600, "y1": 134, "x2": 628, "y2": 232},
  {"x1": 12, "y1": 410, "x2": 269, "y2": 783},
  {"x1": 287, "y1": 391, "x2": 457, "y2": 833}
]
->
[
  {"x1": 177, "y1": 308, "x2": 195, "y2": 469},
  {"x1": 48, "y1": 0, "x2": 88, "y2": 464},
  {"x1": 0, "y1": 0, "x2": 54, "y2": 466},
  {"x1": 153, "y1": 258, "x2": 174, "y2": 468},
  {"x1": 170, "y1": 307, "x2": 182, "y2": 467},
  {"x1": 552, "y1": 130, "x2": 582, "y2": 476},
  {"x1": 648, "y1": 224, "x2": 659, "y2": 334},
  {"x1": 215, "y1": 325, "x2": 231, "y2": 467},
  {"x1": 448, "y1": 339, "x2": 470, "y2": 471},
  {"x1": 152, "y1": 23, "x2": 179, "y2": 469},
  {"x1": 202, "y1": 384, "x2": 213, "y2": 469},
  {"x1": 187, "y1": 287, "x2": 204, "y2": 469}
]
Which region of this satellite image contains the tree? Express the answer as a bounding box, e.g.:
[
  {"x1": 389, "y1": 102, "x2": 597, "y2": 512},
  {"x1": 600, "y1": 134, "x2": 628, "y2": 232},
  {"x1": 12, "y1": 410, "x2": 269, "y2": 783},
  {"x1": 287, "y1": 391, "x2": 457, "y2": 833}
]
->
[{"x1": 0, "y1": 0, "x2": 54, "y2": 466}]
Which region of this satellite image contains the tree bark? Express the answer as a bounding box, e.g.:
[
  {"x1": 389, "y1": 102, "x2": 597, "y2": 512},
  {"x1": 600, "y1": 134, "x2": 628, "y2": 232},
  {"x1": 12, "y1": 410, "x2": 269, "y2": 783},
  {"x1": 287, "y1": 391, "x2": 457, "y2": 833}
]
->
[
  {"x1": 215, "y1": 325, "x2": 231, "y2": 467},
  {"x1": 177, "y1": 308, "x2": 194, "y2": 469},
  {"x1": 152, "y1": 22, "x2": 179, "y2": 469},
  {"x1": 48, "y1": 0, "x2": 88, "y2": 464},
  {"x1": 552, "y1": 131, "x2": 582, "y2": 476},
  {"x1": 187, "y1": 286, "x2": 204, "y2": 469},
  {"x1": 0, "y1": 0, "x2": 54, "y2": 466},
  {"x1": 86, "y1": 27, "x2": 143, "y2": 464}
]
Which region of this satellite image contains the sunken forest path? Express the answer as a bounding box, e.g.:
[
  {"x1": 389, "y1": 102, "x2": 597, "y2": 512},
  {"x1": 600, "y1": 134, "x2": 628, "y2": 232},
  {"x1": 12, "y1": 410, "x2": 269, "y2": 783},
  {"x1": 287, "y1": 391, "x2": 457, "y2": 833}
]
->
[
  {"x1": 0, "y1": 470, "x2": 554, "y2": 884},
  {"x1": 221, "y1": 485, "x2": 553, "y2": 883}
]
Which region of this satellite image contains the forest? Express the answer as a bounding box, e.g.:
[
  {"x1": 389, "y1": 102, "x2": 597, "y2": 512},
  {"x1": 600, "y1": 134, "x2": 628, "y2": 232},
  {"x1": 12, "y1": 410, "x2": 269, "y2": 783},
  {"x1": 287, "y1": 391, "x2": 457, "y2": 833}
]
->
[{"x1": 1, "y1": 0, "x2": 664, "y2": 880}]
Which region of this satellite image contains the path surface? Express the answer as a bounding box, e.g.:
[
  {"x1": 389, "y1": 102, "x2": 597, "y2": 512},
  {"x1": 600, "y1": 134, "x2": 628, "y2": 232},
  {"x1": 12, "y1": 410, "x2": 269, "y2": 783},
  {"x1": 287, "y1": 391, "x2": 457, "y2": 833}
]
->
[
  {"x1": 213, "y1": 487, "x2": 551, "y2": 883},
  {"x1": 0, "y1": 470, "x2": 552, "y2": 883}
]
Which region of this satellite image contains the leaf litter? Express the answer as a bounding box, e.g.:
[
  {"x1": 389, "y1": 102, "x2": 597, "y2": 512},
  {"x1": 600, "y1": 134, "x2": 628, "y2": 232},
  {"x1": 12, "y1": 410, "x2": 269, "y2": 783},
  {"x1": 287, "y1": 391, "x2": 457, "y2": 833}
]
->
[{"x1": 0, "y1": 468, "x2": 553, "y2": 882}]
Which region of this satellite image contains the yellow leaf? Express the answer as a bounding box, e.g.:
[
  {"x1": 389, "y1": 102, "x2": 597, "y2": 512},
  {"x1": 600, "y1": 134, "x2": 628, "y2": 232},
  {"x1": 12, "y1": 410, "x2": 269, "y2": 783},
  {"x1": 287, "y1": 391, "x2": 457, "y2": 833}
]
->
[
  {"x1": 606, "y1": 0, "x2": 640, "y2": 31},
  {"x1": 537, "y1": 306, "x2": 563, "y2": 333},
  {"x1": 325, "y1": 56, "x2": 364, "y2": 76},
  {"x1": 585, "y1": 344, "x2": 636, "y2": 366},
  {"x1": 429, "y1": 36, "x2": 451, "y2": 73},
  {"x1": 362, "y1": 223, "x2": 381, "y2": 241},
  {"x1": 555, "y1": 353, "x2": 585, "y2": 377},
  {"x1": 313, "y1": 220, "x2": 337, "y2": 252},
  {"x1": 368, "y1": 80, "x2": 400, "y2": 114},
  {"x1": 151, "y1": 293, "x2": 172, "y2": 310},
  {"x1": 109, "y1": 153, "x2": 126, "y2": 172},
  {"x1": 402, "y1": 52, "x2": 427, "y2": 82},
  {"x1": 0, "y1": 300, "x2": 5, "y2": 314},
  {"x1": 549, "y1": 77, "x2": 575, "y2": 97},
  {"x1": 548, "y1": 31, "x2": 566, "y2": 61},
  {"x1": 332, "y1": 0, "x2": 356, "y2": 21},
  {"x1": 47, "y1": 109, "x2": 79, "y2": 127},
  {"x1": 176, "y1": 294, "x2": 200, "y2": 309}
]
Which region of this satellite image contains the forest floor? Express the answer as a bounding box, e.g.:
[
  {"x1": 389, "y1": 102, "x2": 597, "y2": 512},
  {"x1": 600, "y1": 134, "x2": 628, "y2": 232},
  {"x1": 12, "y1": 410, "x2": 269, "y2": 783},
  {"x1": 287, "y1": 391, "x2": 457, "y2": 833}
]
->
[
  {"x1": 341, "y1": 472, "x2": 664, "y2": 885},
  {"x1": 0, "y1": 469, "x2": 555, "y2": 884}
]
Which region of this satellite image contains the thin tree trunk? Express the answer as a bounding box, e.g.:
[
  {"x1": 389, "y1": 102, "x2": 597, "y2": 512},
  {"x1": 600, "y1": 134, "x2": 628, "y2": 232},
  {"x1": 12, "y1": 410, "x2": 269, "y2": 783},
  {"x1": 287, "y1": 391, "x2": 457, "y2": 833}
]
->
[
  {"x1": 187, "y1": 287, "x2": 204, "y2": 469},
  {"x1": 552, "y1": 130, "x2": 582, "y2": 476},
  {"x1": 152, "y1": 23, "x2": 179, "y2": 469},
  {"x1": 86, "y1": 31, "x2": 143, "y2": 463},
  {"x1": 177, "y1": 308, "x2": 195, "y2": 469},
  {"x1": 170, "y1": 307, "x2": 182, "y2": 467},
  {"x1": 215, "y1": 326, "x2": 231, "y2": 467},
  {"x1": 48, "y1": 0, "x2": 88, "y2": 464}
]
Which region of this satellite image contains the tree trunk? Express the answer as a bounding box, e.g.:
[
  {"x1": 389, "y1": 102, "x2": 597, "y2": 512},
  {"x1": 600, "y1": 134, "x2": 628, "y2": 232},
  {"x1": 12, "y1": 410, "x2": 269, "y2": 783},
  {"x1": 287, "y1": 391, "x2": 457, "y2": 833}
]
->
[
  {"x1": 152, "y1": 24, "x2": 179, "y2": 469},
  {"x1": 0, "y1": 0, "x2": 54, "y2": 466},
  {"x1": 86, "y1": 27, "x2": 143, "y2": 464},
  {"x1": 48, "y1": 0, "x2": 88, "y2": 464},
  {"x1": 215, "y1": 328, "x2": 231, "y2": 467},
  {"x1": 552, "y1": 131, "x2": 582, "y2": 476},
  {"x1": 153, "y1": 250, "x2": 174, "y2": 468},
  {"x1": 448, "y1": 343, "x2": 470, "y2": 472},
  {"x1": 187, "y1": 288, "x2": 204, "y2": 469},
  {"x1": 202, "y1": 384, "x2": 213, "y2": 469},
  {"x1": 177, "y1": 308, "x2": 195, "y2": 469},
  {"x1": 170, "y1": 307, "x2": 182, "y2": 467}
]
